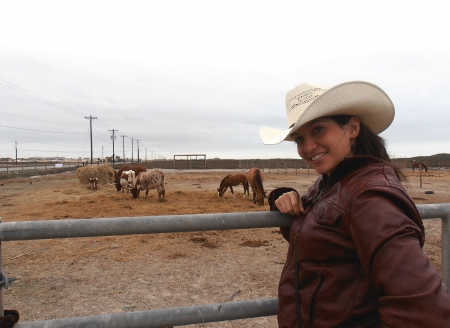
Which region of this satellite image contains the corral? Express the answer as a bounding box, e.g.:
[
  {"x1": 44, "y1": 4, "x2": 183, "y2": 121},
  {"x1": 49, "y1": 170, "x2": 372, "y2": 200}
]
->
[{"x1": 0, "y1": 168, "x2": 449, "y2": 327}]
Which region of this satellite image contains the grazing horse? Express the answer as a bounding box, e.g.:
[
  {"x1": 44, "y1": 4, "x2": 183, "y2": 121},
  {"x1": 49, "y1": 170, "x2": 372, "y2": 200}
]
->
[
  {"x1": 247, "y1": 167, "x2": 265, "y2": 206},
  {"x1": 217, "y1": 173, "x2": 249, "y2": 198},
  {"x1": 412, "y1": 162, "x2": 428, "y2": 172}
]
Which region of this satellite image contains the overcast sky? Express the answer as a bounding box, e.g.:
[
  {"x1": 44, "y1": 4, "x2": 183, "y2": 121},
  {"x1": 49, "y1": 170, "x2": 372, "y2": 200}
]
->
[{"x1": 1, "y1": 1, "x2": 449, "y2": 161}]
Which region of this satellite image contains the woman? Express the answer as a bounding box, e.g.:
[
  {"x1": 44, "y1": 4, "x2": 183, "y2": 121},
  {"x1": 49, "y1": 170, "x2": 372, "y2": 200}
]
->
[{"x1": 259, "y1": 81, "x2": 450, "y2": 327}]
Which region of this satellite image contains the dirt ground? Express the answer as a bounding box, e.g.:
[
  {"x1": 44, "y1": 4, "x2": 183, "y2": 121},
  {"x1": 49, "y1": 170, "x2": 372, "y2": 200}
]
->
[{"x1": 0, "y1": 167, "x2": 449, "y2": 327}]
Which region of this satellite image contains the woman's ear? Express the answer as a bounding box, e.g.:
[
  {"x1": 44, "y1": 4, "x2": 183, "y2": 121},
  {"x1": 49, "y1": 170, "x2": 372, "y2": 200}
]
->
[{"x1": 349, "y1": 117, "x2": 360, "y2": 138}]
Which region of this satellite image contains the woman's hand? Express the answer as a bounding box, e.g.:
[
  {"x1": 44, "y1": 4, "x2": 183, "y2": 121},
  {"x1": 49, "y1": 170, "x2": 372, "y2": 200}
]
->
[{"x1": 274, "y1": 191, "x2": 304, "y2": 216}]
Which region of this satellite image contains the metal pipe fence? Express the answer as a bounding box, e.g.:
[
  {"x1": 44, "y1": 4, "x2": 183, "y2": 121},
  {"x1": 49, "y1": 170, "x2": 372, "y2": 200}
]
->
[
  {"x1": 14, "y1": 298, "x2": 279, "y2": 328},
  {"x1": 0, "y1": 162, "x2": 80, "y2": 179},
  {"x1": 0, "y1": 204, "x2": 448, "y2": 328}
]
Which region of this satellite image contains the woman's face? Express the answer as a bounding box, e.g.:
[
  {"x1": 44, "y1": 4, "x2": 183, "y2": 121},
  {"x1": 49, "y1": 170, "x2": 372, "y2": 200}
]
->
[{"x1": 291, "y1": 116, "x2": 360, "y2": 176}]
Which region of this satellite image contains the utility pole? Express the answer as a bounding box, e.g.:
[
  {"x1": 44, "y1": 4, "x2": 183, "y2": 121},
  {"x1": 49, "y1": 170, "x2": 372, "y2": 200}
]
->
[
  {"x1": 131, "y1": 138, "x2": 134, "y2": 164},
  {"x1": 13, "y1": 141, "x2": 18, "y2": 165},
  {"x1": 85, "y1": 115, "x2": 97, "y2": 165},
  {"x1": 120, "y1": 135, "x2": 127, "y2": 163},
  {"x1": 109, "y1": 129, "x2": 117, "y2": 165},
  {"x1": 136, "y1": 139, "x2": 140, "y2": 163}
]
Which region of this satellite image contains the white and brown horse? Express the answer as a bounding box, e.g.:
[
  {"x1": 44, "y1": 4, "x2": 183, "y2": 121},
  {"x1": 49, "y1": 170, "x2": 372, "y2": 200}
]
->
[
  {"x1": 217, "y1": 173, "x2": 249, "y2": 198},
  {"x1": 247, "y1": 167, "x2": 266, "y2": 206}
]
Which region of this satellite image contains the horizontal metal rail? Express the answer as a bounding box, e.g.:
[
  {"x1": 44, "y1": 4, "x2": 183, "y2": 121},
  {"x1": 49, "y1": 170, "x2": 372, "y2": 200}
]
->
[
  {"x1": 0, "y1": 212, "x2": 293, "y2": 241},
  {"x1": 15, "y1": 298, "x2": 278, "y2": 328},
  {"x1": 2, "y1": 203, "x2": 450, "y2": 328}
]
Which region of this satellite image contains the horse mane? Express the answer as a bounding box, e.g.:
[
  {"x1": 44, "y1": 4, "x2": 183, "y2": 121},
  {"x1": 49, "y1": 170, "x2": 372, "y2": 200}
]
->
[
  {"x1": 219, "y1": 175, "x2": 231, "y2": 185},
  {"x1": 249, "y1": 168, "x2": 264, "y2": 193},
  {"x1": 218, "y1": 174, "x2": 231, "y2": 191},
  {"x1": 255, "y1": 169, "x2": 264, "y2": 191}
]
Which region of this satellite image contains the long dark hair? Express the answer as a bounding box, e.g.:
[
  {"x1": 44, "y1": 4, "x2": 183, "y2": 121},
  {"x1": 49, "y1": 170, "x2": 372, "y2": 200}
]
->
[{"x1": 329, "y1": 115, "x2": 405, "y2": 180}]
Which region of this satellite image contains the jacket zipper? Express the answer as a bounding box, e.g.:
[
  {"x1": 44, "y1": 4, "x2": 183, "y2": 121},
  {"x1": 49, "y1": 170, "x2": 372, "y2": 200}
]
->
[{"x1": 280, "y1": 231, "x2": 299, "y2": 280}]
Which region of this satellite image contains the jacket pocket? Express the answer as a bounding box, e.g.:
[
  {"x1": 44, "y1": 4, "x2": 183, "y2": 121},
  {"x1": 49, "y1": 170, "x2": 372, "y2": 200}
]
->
[{"x1": 313, "y1": 201, "x2": 342, "y2": 226}]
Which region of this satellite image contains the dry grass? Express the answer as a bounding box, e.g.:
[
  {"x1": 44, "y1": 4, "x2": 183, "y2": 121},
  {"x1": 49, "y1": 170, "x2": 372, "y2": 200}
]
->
[{"x1": 0, "y1": 168, "x2": 448, "y2": 327}]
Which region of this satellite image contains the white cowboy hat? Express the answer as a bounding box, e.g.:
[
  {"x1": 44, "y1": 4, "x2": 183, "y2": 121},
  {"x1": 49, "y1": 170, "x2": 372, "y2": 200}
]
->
[{"x1": 259, "y1": 81, "x2": 395, "y2": 145}]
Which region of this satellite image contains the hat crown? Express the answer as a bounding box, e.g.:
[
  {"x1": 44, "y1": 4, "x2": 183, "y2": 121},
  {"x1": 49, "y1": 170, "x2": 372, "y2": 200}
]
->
[
  {"x1": 259, "y1": 81, "x2": 395, "y2": 145},
  {"x1": 286, "y1": 83, "x2": 328, "y2": 127}
]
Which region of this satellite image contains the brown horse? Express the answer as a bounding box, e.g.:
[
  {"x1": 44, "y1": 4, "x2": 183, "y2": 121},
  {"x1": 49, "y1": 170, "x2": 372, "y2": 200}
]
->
[
  {"x1": 247, "y1": 167, "x2": 265, "y2": 205},
  {"x1": 412, "y1": 162, "x2": 428, "y2": 172},
  {"x1": 217, "y1": 173, "x2": 249, "y2": 198}
]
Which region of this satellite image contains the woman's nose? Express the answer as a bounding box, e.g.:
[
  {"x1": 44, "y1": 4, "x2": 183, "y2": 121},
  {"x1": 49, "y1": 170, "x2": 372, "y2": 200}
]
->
[{"x1": 302, "y1": 136, "x2": 316, "y2": 152}]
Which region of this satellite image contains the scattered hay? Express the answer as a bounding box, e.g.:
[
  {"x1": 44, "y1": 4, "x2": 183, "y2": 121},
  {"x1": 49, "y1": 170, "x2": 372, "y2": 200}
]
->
[
  {"x1": 75, "y1": 165, "x2": 115, "y2": 185},
  {"x1": 168, "y1": 252, "x2": 188, "y2": 259},
  {"x1": 190, "y1": 237, "x2": 208, "y2": 243},
  {"x1": 239, "y1": 240, "x2": 270, "y2": 247},
  {"x1": 189, "y1": 237, "x2": 218, "y2": 248}
]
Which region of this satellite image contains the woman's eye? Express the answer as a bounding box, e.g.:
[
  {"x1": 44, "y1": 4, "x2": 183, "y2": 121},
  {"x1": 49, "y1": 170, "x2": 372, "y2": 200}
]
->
[
  {"x1": 313, "y1": 126, "x2": 324, "y2": 133},
  {"x1": 294, "y1": 137, "x2": 303, "y2": 144}
]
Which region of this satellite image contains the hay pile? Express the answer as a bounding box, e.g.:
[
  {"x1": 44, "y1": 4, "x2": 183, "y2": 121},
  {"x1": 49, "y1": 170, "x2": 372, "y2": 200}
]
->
[{"x1": 76, "y1": 164, "x2": 116, "y2": 185}]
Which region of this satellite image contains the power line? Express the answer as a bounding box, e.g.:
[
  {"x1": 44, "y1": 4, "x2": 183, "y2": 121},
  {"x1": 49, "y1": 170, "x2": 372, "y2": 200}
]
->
[
  {"x1": 1, "y1": 148, "x2": 92, "y2": 154},
  {"x1": 95, "y1": 118, "x2": 114, "y2": 130},
  {"x1": 93, "y1": 135, "x2": 112, "y2": 144},
  {"x1": 0, "y1": 111, "x2": 84, "y2": 128},
  {"x1": 0, "y1": 80, "x2": 119, "y2": 137},
  {"x1": 0, "y1": 124, "x2": 88, "y2": 135},
  {"x1": 0, "y1": 79, "x2": 133, "y2": 159},
  {"x1": 0, "y1": 79, "x2": 88, "y2": 117}
]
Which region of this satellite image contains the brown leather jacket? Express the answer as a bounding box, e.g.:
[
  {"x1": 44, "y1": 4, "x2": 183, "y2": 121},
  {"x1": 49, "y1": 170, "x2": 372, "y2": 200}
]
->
[{"x1": 269, "y1": 156, "x2": 450, "y2": 327}]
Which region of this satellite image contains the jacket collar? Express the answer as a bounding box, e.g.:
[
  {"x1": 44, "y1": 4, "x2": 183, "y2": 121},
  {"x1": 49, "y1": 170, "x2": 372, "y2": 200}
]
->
[
  {"x1": 324, "y1": 155, "x2": 389, "y2": 192},
  {"x1": 302, "y1": 156, "x2": 390, "y2": 208}
]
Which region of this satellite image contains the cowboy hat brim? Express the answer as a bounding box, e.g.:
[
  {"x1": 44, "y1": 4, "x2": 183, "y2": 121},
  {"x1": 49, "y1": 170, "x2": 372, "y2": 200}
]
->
[{"x1": 259, "y1": 81, "x2": 395, "y2": 145}]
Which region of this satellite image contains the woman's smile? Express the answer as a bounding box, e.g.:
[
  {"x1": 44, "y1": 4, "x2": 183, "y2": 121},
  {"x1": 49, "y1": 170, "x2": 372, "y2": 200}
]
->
[{"x1": 310, "y1": 152, "x2": 327, "y2": 161}]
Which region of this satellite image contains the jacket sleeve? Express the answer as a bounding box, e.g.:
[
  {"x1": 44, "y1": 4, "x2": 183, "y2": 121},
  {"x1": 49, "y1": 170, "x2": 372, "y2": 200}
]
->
[
  {"x1": 349, "y1": 186, "x2": 450, "y2": 327},
  {"x1": 267, "y1": 187, "x2": 298, "y2": 242}
]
